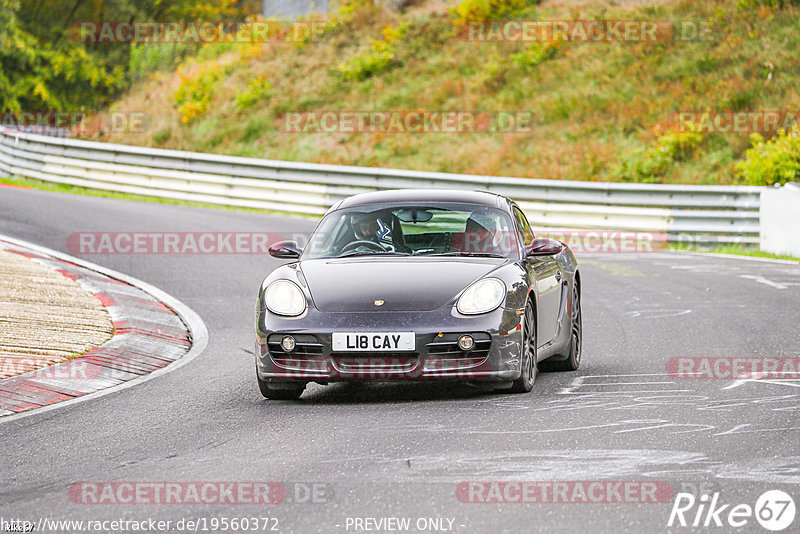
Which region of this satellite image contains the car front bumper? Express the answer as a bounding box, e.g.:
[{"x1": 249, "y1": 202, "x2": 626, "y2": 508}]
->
[{"x1": 255, "y1": 305, "x2": 524, "y2": 384}]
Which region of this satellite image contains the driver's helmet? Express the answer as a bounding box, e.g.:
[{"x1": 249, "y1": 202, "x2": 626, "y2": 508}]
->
[
  {"x1": 352, "y1": 213, "x2": 392, "y2": 244},
  {"x1": 465, "y1": 212, "x2": 497, "y2": 250},
  {"x1": 466, "y1": 212, "x2": 497, "y2": 235}
]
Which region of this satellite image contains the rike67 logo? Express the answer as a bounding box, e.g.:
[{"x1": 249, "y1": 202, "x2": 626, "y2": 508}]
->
[{"x1": 668, "y1": 490, "x2": 795, "y2": 531}]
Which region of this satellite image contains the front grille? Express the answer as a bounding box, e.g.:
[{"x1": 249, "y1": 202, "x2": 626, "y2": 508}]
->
[
  {"x1": 331, "y1": 352, "x2": 420, "y2": 374},
  {"x1": 424, "y1": 333, "x2": 491, "y2": 371},
  {"x1": 266, "y1": 332, "x2": 493, "y2": 376},
  {"x1": 267, "y1": 334, "x2": 326, "y2": 372}
]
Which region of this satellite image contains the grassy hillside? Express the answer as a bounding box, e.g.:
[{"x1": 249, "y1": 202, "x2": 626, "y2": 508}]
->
[{"x1": 86, "y1": 0, "x2": 800, "y2": 185}]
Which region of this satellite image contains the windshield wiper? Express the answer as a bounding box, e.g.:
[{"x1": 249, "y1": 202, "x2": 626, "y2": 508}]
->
[
  {"x1": 337, "y1": 251, "x2": 411, "y2": 258},
  {"x1": 428, "y1": 251, "x2": 506, "y2": 258}
]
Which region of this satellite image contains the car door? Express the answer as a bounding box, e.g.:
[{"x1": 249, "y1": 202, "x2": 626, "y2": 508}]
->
[{"x1": 512, "y1": 206, "x2": 561, "y2": 348}]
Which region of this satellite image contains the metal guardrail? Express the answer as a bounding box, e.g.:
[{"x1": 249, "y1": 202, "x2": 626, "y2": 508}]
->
[{"x1": 0, "y1": 129, "x2": 765, "y2": 244}]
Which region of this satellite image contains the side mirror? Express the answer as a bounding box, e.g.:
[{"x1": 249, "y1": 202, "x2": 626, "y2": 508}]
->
[
  {"x1": 268, "y1": 240, "x2": 302, "y2": 259},
  {"x1": 525, "y1": 237, "x2": 564, "y2": 257}
]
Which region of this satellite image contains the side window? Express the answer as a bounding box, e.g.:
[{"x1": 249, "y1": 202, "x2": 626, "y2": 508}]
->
[{"x1": 512, "y1": 207, "x2": 534, "y2": 246}]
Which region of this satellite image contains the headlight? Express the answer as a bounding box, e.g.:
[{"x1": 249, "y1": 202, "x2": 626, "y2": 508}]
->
[
  {"x1": 457, "y1": 277, "x2": 505, "y2": 315},
  {"x1": 265, "y1": 280, "x2": 307, "y2": 316}
]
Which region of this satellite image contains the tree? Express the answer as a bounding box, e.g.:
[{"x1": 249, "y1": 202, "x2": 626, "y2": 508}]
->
[{"x1": 1, "y1": 0, "x2": 254, "y2": 113}]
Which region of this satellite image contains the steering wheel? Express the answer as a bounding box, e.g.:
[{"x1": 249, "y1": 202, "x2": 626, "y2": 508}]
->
[{"x1": 340, "y1": 240, "x2": 387, "y2": 254}]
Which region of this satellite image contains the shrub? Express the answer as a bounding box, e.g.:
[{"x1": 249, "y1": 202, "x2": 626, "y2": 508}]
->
[
  {"x1": 174, "y1": 67, "x2": 223, "y2": 124},
  {"x1": 291, "y1": 0, "x2": 378, "y2": 49},
  {"x1": 737, "y1": 0, "x2": 800, "y2": 9},
  {"x1": 338, "y1": 49, "x2": 395, "y2": 80},
  {"x1": 290, "y1": 13, "x2": 326, "y2": 49},
  {"x1": 614, "y1": 128, "x2": 705, "y2": 183},
  {"x1": 478, "y1": 54, "x2": 507, "y2": 89},
  {"x1": 235, "y1": 76, "x2": 271, "y2": 110},
  {"x1": 129, "y1": 42, "x2": 197, "y2": 81},
  {"x1": 510, "y1": 41, "x2": 560, "y2": 70},
  {"x1": 614, "y1": 147, "x2": 673, "y2": 183},
  {"x1": 331, "y1": 0, "x2": 379, "y2": 28},
  {"x1": 379, "y1": 22, "x2": 409, "y2": 45},
  {"x1": 452, "y1": 0, "x2": 537, "y2": 26},
  {"x1": 656, "y1": 128, "x2": 704, "y2": 161},
  {"x1": 338, "y1": 22, "x2": 409, "y2": 81},
  {"x1": 152, "y1": 128, "x2": 171, "y2": 144},
  {"x1": 196, "y1": 42, "x2": 236, "y2": 61},
  {"x1": 735, "y1": 125, "x2": 800, "y2": 185}
]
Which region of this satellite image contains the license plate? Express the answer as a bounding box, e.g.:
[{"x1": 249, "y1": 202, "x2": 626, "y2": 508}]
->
[{"x1": 332, "y1": 332, "x2": 415, "y2": 352}]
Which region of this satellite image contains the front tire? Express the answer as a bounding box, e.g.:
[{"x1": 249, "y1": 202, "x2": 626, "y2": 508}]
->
[
  {"x1": 510, "y1": 303, "x2": 536, "y2": 393},
  {"x1": 257, "y1": 372, "x2": 305, "y2": 400}
]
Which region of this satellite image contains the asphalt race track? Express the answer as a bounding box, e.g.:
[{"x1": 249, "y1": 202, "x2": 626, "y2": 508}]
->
[{"x1": 1, "y1": 187, "x2": 799, "y2": 533}]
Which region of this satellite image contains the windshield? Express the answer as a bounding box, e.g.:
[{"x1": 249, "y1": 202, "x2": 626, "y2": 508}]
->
[{"x1": 303, "y1": 203, "x2": 520, "y2": 259}]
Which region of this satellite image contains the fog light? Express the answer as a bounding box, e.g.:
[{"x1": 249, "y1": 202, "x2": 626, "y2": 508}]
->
[
  {"x1": 281, "y1": 336, "x2": 296, "y2": 352},
  {"x1": 458, "y1": 335, "x2": 475, "y2": 351}
]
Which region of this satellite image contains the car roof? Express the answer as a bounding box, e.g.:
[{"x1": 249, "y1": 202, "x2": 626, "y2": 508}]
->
[{"x1": 335, "y1": 189, "x2": 508, "y2": 210}]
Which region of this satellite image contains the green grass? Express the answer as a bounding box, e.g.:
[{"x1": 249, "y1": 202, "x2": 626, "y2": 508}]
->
[
  {"x1": 82, "y1": 0, "x2": 800, "y2": 185},
  {"x1": 670, "y1": 242, "x2": 800, "y2": 262},
  {"x1": 0, "y1": 175, "x2": 317, "y2": 219}
]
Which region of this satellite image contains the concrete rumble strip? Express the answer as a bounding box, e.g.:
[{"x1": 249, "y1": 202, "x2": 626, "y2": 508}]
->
[
  {"x1": 0, "y1": 240, "x2": 192, "y2": 417},
  {"x1": 0, "y1": 249, "x2": 114, "y2": 379}
]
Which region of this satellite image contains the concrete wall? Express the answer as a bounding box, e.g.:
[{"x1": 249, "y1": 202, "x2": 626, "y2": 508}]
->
[
  {"x1": 760, "y1": 184, "x2": 800, "y2": 257},
  {"x1": 263, "y1": 0, "x2": 330, "y2": 18}
]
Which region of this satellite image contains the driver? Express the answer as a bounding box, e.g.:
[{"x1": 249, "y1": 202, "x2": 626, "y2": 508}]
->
[
  {"x1": 350, "y1": 213, "x2": 393, "y2": 249},
  {"x1": 355, "y1": 216, "x2": 380, "y2": 241},
  {"x1": 464, "y1": 213, "x2": 496, "y2": 252}
]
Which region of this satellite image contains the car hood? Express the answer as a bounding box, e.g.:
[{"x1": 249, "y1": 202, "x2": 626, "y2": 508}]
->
[{"x1": 300, "y1": 257, "x2": 505, "y2": 312}]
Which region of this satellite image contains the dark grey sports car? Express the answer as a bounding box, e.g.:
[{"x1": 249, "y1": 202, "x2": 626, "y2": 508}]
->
[{"x1": 255, "y1": 189, "x2": 582, "y2": 400}]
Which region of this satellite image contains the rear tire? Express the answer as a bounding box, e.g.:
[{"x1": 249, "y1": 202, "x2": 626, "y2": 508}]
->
[
  {"x1": 257, "y1": 372, "x2": 305, "y2": 400},
  {"x1": 510, "y1": 303, "x2": 536, "y2": 393},
  {"x1": 540, "y1": 281, "x2": 581, "y2": 372}
]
